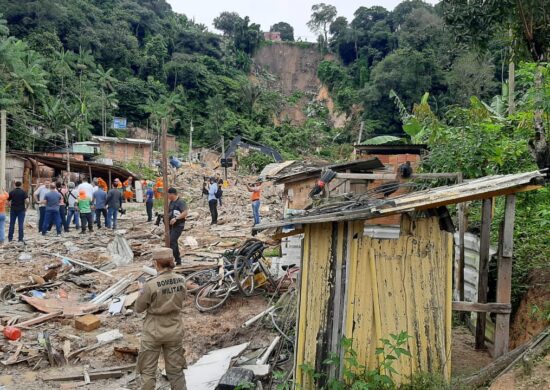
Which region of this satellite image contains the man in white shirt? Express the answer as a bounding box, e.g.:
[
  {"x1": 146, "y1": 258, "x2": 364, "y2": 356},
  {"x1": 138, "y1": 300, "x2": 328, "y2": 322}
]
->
[{"x1": 77, "y1": 177, "x2": 94, "y2": 200}]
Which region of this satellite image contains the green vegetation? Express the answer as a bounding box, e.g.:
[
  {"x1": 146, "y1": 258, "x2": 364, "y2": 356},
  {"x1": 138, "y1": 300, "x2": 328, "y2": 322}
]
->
[{"x1": 293, "y1": 332, "x2": 450, "y2": 389}]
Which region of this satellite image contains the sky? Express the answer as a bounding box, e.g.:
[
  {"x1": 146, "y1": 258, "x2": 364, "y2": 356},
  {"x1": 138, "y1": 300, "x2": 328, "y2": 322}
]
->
[{"x1": 167, "y1": 0, "x2": 439, "y2": 41}]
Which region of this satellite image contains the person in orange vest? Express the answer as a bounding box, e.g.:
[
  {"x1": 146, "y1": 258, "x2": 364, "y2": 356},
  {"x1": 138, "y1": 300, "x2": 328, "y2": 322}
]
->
[
  {"x1": 123, "y1": 176, "x2": 134, "y2": 202},
  {"x1": 97, "y1": 177, "x2": 108, "y2": 192},
  {"x1": 154, "y1": 177, "x2": 164, "y2": 200}
]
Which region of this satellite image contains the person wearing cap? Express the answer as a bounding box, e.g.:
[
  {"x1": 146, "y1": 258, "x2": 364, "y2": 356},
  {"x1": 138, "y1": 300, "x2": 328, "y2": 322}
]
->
[
  {"x1": 247, "y1": 180, "x2": 262, "y2": 226},
  {"x1": 66, "y1": 182, "x2": 81, "y2": 232},
  {"x1": 76, "y1": 189, "x2": 93, "y2": 234},
  {"x1": 136, "y1": 247, "x2": 187, "y2": 390},
  {"x1": 167, "y1": 187, "x2": 188, "y2": 265}
]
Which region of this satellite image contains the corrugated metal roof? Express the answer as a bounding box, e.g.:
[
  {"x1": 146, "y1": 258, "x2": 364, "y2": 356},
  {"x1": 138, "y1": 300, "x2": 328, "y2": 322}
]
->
[
  {"x1": 274, "y1": 157, "x2": 384, "y2": 184},
  {"x1": 92, "y1": 136, "x2": 152, "y2": 145},
  {"x1": 254, "y1": 169, "x2": 546, "y2": 231}
]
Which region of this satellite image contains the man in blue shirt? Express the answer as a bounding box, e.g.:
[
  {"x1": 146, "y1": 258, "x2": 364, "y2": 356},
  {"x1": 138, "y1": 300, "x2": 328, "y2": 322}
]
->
[
  {"x1": 206, "y1": 177, "x2": 218, "y2": 225},
  {"x1": 169, "y1": 156, "x2": 182, "y2": 170},
  {"x1": 41, "y1": 183, "x2": 62, "y2": 236},
  {"x1": 145, "y1": 182, "x2": 154, "y2": 222},
  {"x1": 93, "y1": 186, "x2": 108, "y2": 228}
]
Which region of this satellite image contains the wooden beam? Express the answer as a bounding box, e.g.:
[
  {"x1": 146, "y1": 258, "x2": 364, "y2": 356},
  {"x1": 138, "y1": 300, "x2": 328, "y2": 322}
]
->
[
  {"x1": 335, "y1": 173, "x2": 397, "y2": 180},
  {"x1": 452, "y1": 301, "x2": 511, "y2": 314},
  {"x1": 457, "y1": 173, "x2": 466, "y2": 313},
  {"x1": 494, "y1": 195, "x2": 516, "y2": 358},
  {"x1": 476, "y1": 198, "x2": 493, "y2": 350},
  {"x1": 271, "y1": 228, "x2": 304, "y2": 241},
  {"x1": 411, "y1": 173, "x2": 461, "y2": 179}
]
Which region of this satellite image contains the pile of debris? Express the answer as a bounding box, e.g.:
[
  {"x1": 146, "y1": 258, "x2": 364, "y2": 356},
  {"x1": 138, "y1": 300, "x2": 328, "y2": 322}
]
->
[{"x1": 0, "y1": 165, "x2": 290, "y2": 389}]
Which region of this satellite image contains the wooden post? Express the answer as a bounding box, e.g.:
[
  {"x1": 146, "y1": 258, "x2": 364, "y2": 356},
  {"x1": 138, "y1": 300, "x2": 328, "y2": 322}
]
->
[
  {"x1": 188, "y1": 120, "x2": 193, "y2": 163},
  {"x1": 475, "y1": 198, "x2": 493, "y2": 349},
  {"x1": 108, "y1": 169, "x2": 112, "y2": 188},
  {"x1": 494, "y1": 195, "x2": 516, "y2": 357},
  {"x1": 161, "y1": 119, "x2": 170, "y2": 248},
  {"x1": 88, "y1": 165, "x2": 92, "y2": 182},
  {"x1": 457, "y1": 173, "x2": 466, "y2": 319},
  {"x1": 64, "y1": 128, "x2": 71, "y2": 183},
  {"x1": 0, "y1": 109, "x2": 6, "y2": 192}
]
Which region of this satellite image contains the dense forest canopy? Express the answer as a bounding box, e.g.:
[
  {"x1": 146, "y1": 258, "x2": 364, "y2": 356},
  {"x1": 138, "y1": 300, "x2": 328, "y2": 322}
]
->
[{"x1": 0, "y1": 0, "x2": 548, "y2": 167}]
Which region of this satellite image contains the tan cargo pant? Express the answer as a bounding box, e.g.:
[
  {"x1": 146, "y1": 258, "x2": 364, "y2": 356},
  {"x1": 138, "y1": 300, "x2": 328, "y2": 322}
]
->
[{"x1": 137, "y1": 339, "x2": 187, "y2": 390}]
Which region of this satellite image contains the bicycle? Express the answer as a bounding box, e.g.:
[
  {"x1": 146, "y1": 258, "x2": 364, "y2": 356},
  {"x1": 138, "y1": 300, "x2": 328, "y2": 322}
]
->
[
  {"x1": 194, "y1": 257, "x2": 240, "y2": 312},
  {"x1": 233, "y1": 241, "x2": 277, "y2": 297}
]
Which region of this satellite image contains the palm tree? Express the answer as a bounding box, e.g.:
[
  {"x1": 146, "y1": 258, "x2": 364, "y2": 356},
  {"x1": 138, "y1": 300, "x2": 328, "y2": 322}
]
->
[{"x1": 93, "y1": 65, "x2": 117, "y2": 135}]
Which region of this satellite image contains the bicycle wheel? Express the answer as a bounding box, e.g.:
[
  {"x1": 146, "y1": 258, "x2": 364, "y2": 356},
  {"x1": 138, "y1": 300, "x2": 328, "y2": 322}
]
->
[
  {"x1": 194, "y1": 280, "x2": 232, "y2": 312},
  {"x1": 185, "y1": 269, "x2": 216, "y2": 294},
  {"x1": 234, "y1": 255, "x2": 255, "y2": 297}
]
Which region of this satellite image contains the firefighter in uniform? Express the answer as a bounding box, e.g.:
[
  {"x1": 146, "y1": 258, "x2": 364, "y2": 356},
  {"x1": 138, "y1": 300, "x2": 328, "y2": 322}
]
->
[{"x1": 136, "y1": 247, "x2": 187, "y2": 390}]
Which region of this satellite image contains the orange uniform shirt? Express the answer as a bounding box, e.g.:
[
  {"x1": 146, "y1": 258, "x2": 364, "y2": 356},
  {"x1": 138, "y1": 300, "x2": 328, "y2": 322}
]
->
[
  {"x1": 251, "y1": 189, "x2": 261, "y2": 201},
  {"x1": 0, "y1": 191, "x2": 8, "y2": 213}
]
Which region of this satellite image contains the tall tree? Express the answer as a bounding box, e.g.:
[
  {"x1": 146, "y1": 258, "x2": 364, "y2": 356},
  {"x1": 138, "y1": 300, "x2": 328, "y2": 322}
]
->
[
  {"x1": 307, "y1": 3, "x2": 337, "y2": 50},
  {"x1": 271, "y1": 22, "x2": 294, "y2": 41}
]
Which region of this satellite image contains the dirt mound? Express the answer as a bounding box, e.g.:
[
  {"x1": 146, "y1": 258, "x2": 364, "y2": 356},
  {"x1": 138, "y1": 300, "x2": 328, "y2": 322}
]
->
[{"x1": 510, "y1": 269, "x2": 550, "y2": 349}]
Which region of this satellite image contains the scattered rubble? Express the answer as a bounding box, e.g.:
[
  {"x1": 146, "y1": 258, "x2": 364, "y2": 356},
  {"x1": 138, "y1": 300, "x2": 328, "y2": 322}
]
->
[{"x1": 0, "y1": 164, "x2": 293, "y2": 389}]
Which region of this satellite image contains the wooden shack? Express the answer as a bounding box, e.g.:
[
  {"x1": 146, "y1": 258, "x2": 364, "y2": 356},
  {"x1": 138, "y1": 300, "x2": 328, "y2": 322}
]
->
[{"x1": 254, "y1": 170, "x2": 546, "y2": 388}]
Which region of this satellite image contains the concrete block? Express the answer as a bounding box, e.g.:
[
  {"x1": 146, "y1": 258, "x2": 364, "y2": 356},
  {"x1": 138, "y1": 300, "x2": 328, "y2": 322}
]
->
[{"x1": 74, "y1": 314, "x2": 100, "y2": 332}]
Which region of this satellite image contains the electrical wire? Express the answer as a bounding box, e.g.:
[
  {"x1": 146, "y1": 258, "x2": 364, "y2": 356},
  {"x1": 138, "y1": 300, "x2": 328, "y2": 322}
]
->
[{"x1": 6, "y1": 117, "x2": 65, "y2": 150}]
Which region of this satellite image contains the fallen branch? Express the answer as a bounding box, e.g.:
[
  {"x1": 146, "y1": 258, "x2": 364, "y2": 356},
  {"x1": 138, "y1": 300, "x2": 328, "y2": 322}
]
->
[{"x1": 463, "y1": 326, "x2": 550, "y2": 388}]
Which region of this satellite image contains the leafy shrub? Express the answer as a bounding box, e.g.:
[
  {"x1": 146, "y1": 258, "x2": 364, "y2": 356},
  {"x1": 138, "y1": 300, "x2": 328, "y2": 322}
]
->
[{"x1": 238, "y1": 151, "x2": 275, "y2": 174}]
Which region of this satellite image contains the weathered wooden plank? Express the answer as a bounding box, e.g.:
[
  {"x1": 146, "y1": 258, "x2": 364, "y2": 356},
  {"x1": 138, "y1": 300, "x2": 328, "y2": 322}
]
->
[
  {"x1": 411, "y1": 173, "x2": 461, "y2": 179},
  {"x1": 501, "y1": 195, "x2": 516, "y2": 258},
  {"x1": 494, "y1": 195, "x2": 516, "y2": 358},
  {"x1": 335, "y1": 173, "x2": 397, "y2": 180},
  {"x1": 295, "y1": 225, "x2": 309, "y2": 388},
  {"x1": 476, "y1": 198, "x2": 493, "y2": 350},
  {"x1": 445, "y1": 232, "x2": 453, "y2": 379},
  {"x1": 452, "y1": 302, "x2": 512, "y2": 314}
]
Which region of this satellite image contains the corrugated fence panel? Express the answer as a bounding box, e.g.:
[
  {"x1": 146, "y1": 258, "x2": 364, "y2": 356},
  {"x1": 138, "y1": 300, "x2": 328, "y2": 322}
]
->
[
  {"x1": 296, "y1": 216, "x2": 453, "y2": 389},
  {"x1": 350, "y1": 216, "x2": 452, "y2": 381},
  {"x1": 296, "y1": 222, "x2": 334, "y2": 388}
]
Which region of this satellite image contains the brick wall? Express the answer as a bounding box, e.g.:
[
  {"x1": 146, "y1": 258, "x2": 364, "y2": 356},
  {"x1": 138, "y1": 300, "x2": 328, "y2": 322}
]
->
[
  {"x1": 359, "y1": 152, "x2": 422, "y2": 226},
  {"x1": 99, "y1": 141, "x2": 151, "y2": 163}
]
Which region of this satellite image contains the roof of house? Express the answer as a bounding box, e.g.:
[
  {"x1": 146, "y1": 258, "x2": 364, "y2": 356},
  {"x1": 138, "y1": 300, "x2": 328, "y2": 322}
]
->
[
  {"x1": 10, "y1": 151, "x2": 139, "y2": 179},
  {"x1": 253, "y1": 169, "x2": 546, "y2": 231},
  {"x1": 92, "y1": 136, "x2": 152, "y2": 145},
  {"x1": 274, "y1": 157, "x2": 385, "y2": 184}
]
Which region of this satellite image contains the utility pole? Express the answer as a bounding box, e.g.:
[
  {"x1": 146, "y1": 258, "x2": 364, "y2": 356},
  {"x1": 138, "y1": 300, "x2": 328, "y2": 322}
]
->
[
  {"x1": 357, "y1": 121, "x2": 364, "y2": 145},
  {"x1": 65, "y1": 127, "x2": 71, "y2": 183},
  {"x1": 188, "y1": 120, "x2": 193, "y2": 163},
  {"x1": 0, "y1": 110, "x2": 6, "y2": 192},
  {"x1": 161, "y1": 118, "x2": 170, "y2": 248},
  {"x1": 221, "y1": 135, "x2": 227, "y2": 181}
]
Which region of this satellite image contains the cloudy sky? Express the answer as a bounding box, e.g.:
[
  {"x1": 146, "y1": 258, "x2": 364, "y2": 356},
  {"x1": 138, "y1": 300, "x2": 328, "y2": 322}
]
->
[{"x1": 166, "y1": 0, "x2": 439, "y2": 41}]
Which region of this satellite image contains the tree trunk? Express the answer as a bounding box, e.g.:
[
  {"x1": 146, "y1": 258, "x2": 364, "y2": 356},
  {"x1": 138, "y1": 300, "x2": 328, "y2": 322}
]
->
[{"x1": 529, "y1": 65, "x2": 549, "y2": 169}]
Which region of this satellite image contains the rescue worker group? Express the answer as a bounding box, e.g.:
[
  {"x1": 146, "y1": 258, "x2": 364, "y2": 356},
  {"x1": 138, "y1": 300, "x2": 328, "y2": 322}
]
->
[{"x1": 0, "y1": 167, "x2": 265, "y2": 389}]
